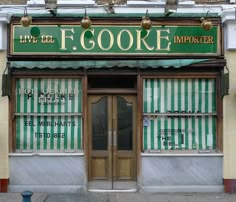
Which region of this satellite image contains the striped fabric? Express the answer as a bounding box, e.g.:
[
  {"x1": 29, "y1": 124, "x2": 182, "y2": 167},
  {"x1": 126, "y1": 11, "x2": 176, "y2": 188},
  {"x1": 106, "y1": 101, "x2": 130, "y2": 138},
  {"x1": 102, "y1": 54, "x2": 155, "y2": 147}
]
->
[
  {"x1": 15, "y1": 78, "x2": 82, "y2": 152},
  {"x1": 143, "y1": 78, "x2": 217, "y2": 151}
]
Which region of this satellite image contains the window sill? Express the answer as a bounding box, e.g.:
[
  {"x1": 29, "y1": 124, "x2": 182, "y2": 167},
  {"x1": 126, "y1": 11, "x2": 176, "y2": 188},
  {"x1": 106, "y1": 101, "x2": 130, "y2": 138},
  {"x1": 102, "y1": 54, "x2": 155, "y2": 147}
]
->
[
  {"x1": 141, "y1": 150, "x2": 223, "y2": 157},
  {"x1": 9, "y1": 152, "x2": 85, "y2": 157}
]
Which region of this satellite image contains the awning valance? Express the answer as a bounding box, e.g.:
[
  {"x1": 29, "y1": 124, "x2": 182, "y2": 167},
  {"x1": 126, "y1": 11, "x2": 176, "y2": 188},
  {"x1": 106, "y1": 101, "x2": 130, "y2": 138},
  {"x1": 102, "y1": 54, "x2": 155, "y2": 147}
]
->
[{"x1": 9, "y1": 59, "x2": 211, "y2": 69}]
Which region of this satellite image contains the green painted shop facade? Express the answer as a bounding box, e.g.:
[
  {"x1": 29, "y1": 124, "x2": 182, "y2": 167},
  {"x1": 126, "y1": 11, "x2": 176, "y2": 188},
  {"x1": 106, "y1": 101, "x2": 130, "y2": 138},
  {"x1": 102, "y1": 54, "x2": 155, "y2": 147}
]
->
[
  {"x1": 7, "y1": 14, "x2": 226, "y2": 192},
  {"x1": 12, "y1": 25, "x2": 218, "y2": 55}
]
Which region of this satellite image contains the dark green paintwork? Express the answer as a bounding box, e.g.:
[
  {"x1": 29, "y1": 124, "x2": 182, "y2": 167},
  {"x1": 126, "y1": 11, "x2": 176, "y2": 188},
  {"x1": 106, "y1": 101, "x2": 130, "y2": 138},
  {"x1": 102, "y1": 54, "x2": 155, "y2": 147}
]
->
[{"x1": 12, "y1": 25, "x2": 218, "y2": 55}]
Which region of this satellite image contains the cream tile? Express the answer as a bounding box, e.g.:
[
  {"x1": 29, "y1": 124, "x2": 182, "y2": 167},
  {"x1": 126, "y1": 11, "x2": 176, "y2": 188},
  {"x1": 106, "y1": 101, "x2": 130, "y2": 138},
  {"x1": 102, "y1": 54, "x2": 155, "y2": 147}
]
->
[
  {"x1": 0, "y1": 51, "x2": 9, "y2": 179},
  {"x1": 223, "y1": 134, "x2": 236, "y2": 178},
  {"x1": 224, "y1": 159, "x2": 236, "y2": 178}
]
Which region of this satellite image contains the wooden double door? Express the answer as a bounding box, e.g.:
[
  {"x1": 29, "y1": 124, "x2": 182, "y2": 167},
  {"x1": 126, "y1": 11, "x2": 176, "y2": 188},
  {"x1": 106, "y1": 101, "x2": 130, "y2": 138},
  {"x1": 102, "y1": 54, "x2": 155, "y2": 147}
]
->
[{"x1": 88, "y1": 95, "x2": 137, "y2": 190}]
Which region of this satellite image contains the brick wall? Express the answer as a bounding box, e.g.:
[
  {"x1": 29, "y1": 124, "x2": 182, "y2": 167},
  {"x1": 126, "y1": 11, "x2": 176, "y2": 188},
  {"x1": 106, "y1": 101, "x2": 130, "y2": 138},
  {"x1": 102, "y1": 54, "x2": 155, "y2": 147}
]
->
[{"x1": 0, "y1": 0, "x2": 27, "y2": 5}]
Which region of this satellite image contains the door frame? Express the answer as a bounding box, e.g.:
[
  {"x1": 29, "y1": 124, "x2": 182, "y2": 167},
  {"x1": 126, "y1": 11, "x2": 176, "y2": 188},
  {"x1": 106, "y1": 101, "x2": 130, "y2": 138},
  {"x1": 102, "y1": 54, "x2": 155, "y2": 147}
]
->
[{"x1": 87, "y1": 94, "x2": 138, "y2": 189}]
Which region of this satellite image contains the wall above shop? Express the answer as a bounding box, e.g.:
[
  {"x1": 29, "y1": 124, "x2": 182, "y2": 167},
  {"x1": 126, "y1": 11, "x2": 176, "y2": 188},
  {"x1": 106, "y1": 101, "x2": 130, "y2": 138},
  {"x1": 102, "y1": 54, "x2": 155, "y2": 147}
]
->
[{"x1": 1, "y1": 0, "x2": 236, "y2": 52}]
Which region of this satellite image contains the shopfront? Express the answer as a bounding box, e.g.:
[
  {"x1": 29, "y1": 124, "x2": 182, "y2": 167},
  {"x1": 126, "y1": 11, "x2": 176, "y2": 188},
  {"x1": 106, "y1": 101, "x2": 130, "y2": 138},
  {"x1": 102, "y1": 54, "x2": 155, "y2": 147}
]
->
[{"x1": 7, "y1": 14, "x2": 226, "y2": 192}]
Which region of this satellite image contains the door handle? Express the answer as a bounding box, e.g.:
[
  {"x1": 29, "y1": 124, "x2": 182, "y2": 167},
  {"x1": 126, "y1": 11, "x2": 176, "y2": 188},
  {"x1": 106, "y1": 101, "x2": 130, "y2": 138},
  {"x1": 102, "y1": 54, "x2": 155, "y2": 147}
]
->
[
  {"x1": 113, "y1": 131, "x2": 117, "y2": 146},
  {"x1": 108, "y1": 130, "x2": 112, "y2": 146}
]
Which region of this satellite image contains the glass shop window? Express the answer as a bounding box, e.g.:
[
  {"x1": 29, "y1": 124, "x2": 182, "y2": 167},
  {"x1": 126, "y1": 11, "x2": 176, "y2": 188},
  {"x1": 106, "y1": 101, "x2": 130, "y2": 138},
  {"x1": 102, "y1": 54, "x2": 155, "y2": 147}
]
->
[
  {"x1": 143, "y1": 78, "x2": 217, "y2": 151},
  {"x1": 14, "y1": 78, "x2": 83, "y2": 152}
]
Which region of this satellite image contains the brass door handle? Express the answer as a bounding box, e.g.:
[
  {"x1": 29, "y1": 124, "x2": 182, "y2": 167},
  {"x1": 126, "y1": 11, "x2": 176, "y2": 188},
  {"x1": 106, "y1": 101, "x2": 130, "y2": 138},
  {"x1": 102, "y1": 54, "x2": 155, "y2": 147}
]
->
[
  {"x1": 108, "y1": 130, "x2": 112, "y2": 146},
  {"x1": 113, "y1": 131, "x2": 117, "y2": 146}
]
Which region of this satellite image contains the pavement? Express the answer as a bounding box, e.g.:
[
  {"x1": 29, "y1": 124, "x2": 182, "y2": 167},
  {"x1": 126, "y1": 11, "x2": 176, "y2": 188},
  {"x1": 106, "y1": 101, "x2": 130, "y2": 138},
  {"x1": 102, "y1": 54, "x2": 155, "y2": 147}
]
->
[{"x1": 1, "y1": 192, "x2": 236, "y2": 202}]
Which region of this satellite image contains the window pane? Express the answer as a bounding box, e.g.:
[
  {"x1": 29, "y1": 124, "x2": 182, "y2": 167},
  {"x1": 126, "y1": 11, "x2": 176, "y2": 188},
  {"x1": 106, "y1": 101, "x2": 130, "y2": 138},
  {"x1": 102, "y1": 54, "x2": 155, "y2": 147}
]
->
[
  {"x1": 15, "y1": 78, "x2": 83, "y2": 152},
  {"x1": 117, "y1": 96, "x2": 133, "y2": 150},
  {"x1": 16, "y1": 78, "x2": 82, "y2": 113},
  {"x1": 16, "y1": 115, "x2": 82, "y2": 152},
  {"x1": 143, "y1": 116, "x2": 216, "y2": 150},
  {"x1": 143, "y1": 78, "x2": 217, "y2": 151},
  {"x1": 92, "y1": 97, "x2": 108, "y2": 150},
  {"x1": 143, "y1": 78, "x2": 216, "y2": 113}
]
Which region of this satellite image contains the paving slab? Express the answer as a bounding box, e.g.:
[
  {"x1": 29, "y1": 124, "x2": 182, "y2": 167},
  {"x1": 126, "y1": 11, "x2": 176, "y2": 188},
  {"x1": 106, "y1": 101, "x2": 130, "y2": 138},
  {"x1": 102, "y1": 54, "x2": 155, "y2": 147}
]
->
[
  {"x1": 1, "y1": 192, "x2": 236, "y2": 202},
  {"x1": 44, "y1": 193, "x2": 109, "y2": 202},
  {"x1": 0, "y1": 193, "x2": 20, "y2": 202},
  {"x1": 166, "y1": 195, "x2": 191, "y2": 202},
  {"x1": 113, "y1": 193, "x2": 149, "y2": 202},
  {"x1": 147, "y1": 194, "x2": 169, "y2": 202},
  {"x1": 0, "y1": 193, "x2": 47, "y2": 202}
]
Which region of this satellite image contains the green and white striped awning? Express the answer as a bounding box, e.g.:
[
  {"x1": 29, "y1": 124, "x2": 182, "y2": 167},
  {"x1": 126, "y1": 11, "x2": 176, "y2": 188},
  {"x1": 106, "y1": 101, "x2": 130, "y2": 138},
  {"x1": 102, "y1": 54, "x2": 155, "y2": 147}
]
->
[{"x1": 9, "y1": 59, "x2": 211, "y2": 69}]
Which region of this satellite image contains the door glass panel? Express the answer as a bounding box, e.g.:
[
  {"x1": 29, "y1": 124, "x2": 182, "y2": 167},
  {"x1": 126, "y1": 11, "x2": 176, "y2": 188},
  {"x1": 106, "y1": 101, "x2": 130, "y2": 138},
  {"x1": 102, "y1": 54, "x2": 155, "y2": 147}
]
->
[
  {"x1": 117, "y1": 96, "x2": 133, "y2": 150},
  {"x1": 92, "y1": 97, "x2": 108, "y2": 150}
]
